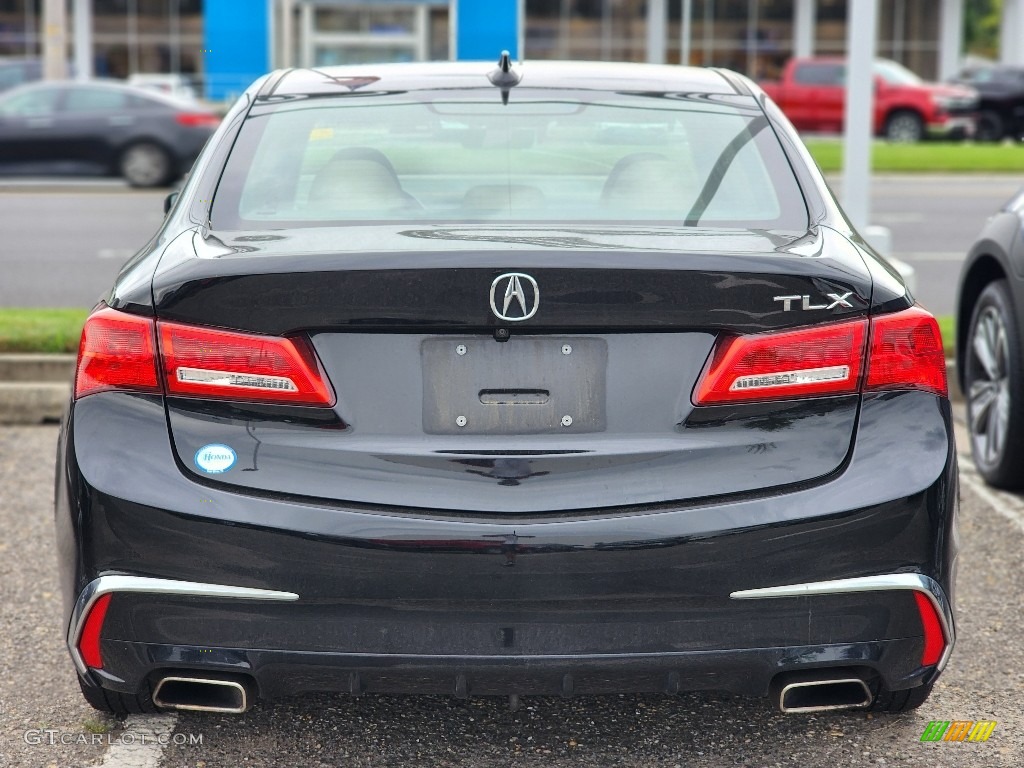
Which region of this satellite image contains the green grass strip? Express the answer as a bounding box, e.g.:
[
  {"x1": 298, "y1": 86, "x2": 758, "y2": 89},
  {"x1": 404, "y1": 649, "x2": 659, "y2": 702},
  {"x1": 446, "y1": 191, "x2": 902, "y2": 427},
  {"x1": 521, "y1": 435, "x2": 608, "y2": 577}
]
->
[
  {"x1": 806, "y1": 140, "x2": 1024, "y2": 174},
  {"x1": 936, "y1": 314, "x2": 955, "y2": 359},
  {"x1": 0, "y1": 308, "x2": 89, "y2": 354}
]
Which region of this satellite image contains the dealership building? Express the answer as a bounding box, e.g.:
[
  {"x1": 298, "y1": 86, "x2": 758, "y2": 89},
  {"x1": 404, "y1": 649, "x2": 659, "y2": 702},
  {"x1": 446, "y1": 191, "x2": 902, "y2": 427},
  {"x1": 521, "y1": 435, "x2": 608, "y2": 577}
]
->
[{"x1": 0, "y1": 1, "x2": 1023, "y2": 100}]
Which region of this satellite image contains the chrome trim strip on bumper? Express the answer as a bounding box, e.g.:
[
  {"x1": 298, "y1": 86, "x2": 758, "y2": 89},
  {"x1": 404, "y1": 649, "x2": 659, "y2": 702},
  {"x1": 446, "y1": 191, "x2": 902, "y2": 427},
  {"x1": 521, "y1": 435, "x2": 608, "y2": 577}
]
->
[
  {"x1": 730, "y1": 573, "x2": 955, "y2": 671},
  {"x1": 67, "y1": 575, "x2": 299, "y2": 676}
]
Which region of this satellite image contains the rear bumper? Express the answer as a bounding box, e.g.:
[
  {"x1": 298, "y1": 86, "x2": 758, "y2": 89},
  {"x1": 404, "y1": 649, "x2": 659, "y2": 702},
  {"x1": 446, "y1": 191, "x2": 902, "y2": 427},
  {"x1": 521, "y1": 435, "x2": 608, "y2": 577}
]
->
[
  {"x1": 75, "y1": 572, "x2": 950, "y2": 700},
  {"x1": 56, "y1": 389, "x2": 959, "y2": 701},
  {"x1": 96, "y1": 635, "x2": 930, "y2": 700}
]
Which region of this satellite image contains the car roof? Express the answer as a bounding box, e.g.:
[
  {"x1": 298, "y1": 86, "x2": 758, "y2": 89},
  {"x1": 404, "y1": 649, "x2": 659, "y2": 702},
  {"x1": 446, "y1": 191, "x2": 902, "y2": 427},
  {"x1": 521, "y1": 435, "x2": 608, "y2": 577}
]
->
[
  {"x1": 0, "y1": 78, "x2": 204, "y2": 109},
  {"x1": 265, "y1": 60, "x2": 743, "y2": 98}
]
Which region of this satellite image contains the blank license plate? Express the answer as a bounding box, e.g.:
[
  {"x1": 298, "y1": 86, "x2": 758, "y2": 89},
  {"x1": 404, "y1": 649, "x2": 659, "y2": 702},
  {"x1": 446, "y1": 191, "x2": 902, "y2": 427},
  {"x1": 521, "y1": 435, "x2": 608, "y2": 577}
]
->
[{"x1": 422, "y1": 337, "x2": 607, "y2": 435}]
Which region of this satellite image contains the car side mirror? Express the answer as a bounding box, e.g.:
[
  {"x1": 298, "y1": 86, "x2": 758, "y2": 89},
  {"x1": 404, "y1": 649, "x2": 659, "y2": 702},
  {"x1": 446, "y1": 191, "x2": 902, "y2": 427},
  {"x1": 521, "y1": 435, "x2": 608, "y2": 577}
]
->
[{"x1": 163, "y1": 191, "x2": 179, "y2": 215}]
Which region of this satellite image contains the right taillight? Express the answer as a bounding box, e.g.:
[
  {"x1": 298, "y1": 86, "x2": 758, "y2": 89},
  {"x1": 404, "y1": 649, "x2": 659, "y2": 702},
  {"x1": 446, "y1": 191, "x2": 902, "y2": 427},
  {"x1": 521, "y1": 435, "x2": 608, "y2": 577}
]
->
[
  {"x1": 693, "y1": 305, "x2": 947, "y2": 405},
  {"x1": 864, "y1": 305, "x2": 947, "y2": 397},
  {"x1": 693, "y1": 318, "x2": 867, "y2": 405}
]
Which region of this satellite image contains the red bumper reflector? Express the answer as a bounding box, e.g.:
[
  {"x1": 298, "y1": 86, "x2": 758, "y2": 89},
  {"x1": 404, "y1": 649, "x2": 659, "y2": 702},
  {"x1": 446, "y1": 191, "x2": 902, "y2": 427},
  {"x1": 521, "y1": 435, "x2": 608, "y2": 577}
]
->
[
  {"x1": 913, "y1": 591, "x2": 946, "y2": 667},
  {"x1": 78, "y1": 593, "x2": 112, "y2": 669}
]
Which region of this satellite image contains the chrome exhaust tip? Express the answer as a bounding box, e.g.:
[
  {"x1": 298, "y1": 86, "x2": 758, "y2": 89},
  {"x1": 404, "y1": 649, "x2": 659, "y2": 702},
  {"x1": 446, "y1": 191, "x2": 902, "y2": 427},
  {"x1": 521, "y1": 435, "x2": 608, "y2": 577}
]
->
[
  {"x1": 771, "y1": 671, "x2": 874, "y2": 714},
  {"x1": 153, "y1": 675, "x2": 252, "y2": 714}
]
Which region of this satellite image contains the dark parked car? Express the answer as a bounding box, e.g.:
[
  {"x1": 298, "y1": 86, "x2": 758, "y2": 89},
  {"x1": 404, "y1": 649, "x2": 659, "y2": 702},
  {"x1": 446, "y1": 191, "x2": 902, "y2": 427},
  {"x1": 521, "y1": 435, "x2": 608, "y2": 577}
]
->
[
  {"x1": 952, "y1": 65, "x2": 1024, "y2": 141},
  {"x1": 0, "y1": 79, "x2": 219, "y2": 186},
  {"x1": 58, "y1": 58, "x2": 956, "y2": 717},
  {"x1": 956, "y1": 187, "x2": 1024, "y2": 486}
]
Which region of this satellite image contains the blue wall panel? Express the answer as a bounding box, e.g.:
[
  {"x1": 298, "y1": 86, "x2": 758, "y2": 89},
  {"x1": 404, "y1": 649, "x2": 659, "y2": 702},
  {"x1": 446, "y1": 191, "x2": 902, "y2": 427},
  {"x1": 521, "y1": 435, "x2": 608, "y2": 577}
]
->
[
  {"x1": 454, "y1": 0, "x2": 521, "y2": 61},
  {"x1": 204, "y1": 0, "x2": 270, "y2": 101}
]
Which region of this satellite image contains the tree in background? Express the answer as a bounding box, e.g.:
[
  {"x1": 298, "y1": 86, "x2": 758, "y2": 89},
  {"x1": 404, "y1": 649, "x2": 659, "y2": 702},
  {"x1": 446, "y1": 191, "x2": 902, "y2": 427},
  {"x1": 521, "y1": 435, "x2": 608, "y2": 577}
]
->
[{"x1": 964, "y1": 0, "x2": 1001, "y2": 60}]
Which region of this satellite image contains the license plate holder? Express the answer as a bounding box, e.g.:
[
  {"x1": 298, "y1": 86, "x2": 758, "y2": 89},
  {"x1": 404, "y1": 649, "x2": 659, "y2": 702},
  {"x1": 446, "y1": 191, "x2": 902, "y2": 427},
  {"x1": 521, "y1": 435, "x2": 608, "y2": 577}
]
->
[{"x1": 422, "y1": 337, "x2": 607, "y2": 435}]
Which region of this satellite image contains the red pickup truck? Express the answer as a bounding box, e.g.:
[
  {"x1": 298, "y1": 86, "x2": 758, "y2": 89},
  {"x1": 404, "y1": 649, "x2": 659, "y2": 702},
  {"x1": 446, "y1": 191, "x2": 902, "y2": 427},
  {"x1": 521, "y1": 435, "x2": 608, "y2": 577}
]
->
[{"x1": 761, "y1": 58, "x2": 978, "y2": 142}]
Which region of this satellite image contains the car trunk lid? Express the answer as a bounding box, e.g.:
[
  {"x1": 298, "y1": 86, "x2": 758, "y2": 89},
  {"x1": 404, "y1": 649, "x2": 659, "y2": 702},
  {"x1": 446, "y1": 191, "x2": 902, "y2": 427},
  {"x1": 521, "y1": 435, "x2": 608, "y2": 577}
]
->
[{"x1": 153, "y1": 224, "x2": 873, "y2": 514}]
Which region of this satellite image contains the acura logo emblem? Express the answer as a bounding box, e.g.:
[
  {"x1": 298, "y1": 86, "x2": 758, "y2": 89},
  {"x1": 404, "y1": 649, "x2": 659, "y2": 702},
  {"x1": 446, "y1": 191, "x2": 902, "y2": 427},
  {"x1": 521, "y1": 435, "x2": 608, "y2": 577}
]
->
[{"x1": 490, "y1": 273, "x2": 539, "y2": 321}]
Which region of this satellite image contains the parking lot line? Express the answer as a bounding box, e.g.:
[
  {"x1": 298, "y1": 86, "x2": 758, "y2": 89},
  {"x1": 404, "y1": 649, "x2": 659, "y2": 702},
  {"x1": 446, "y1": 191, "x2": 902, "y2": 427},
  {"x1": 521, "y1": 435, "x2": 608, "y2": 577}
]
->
[
  {"x1": 953, "y1": 415, "x2": 1024, "y2": 536},
  {"x1": 958, "y1": 464, "x2": 1024, "y2": 536},
  {"x1": 97, "y1": 713, "x2": 177, "y2": 768}
]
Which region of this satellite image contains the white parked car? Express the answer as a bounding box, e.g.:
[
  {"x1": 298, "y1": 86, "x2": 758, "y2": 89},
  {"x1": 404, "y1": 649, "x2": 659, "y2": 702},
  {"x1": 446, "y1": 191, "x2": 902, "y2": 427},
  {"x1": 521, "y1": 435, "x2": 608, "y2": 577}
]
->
[{"x1": 127, "y1": 73, "x2": 198, "y2": 102}]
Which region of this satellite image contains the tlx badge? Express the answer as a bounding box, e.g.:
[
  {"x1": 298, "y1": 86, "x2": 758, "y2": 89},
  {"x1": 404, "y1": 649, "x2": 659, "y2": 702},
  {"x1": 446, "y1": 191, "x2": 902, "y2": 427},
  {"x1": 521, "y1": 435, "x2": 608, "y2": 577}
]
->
[{"x1": 773, "y1": 292, "x2": 853, "y2": 311}]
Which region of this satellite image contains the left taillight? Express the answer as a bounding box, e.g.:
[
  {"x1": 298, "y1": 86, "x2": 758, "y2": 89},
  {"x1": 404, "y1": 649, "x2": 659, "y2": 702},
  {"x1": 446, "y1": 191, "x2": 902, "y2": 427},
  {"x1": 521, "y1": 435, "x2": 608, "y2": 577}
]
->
[
  {"x1": 74, "y1": 307, "x2": 334, "y2": 407},
  {"x1": 75, "y1": 306, "x2": 161, "y2": 399},
  {"x1": 158, "y1": 321, "x2": 335, "y2": 407}
]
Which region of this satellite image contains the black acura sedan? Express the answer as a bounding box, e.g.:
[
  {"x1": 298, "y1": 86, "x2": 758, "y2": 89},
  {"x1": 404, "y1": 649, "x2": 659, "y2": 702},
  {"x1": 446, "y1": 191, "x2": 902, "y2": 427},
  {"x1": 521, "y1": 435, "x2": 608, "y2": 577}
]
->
[
  {"x1": 58, "y1": 58, "x2": 957, "y2": 717},
  {"x1": 0, "y1": 79, "x2": 219, "y2": 186}
]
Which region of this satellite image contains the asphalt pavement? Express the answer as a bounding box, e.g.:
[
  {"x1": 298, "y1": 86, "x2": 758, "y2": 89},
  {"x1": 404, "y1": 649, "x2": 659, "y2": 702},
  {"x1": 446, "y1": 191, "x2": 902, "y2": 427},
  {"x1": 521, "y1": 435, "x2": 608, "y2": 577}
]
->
[
  {"x1": 0, "y1": 181, "x2": 165, "y2": 308},
  {"x1": 868, "y1": 175, "x2": 1023, "y2": 317},
  {"x1": 0, "y1": 175, "x2": 1021, "y2": 315},
  {"x1": 1, "y1": 406, "x2": 1022, "y2": 768}
]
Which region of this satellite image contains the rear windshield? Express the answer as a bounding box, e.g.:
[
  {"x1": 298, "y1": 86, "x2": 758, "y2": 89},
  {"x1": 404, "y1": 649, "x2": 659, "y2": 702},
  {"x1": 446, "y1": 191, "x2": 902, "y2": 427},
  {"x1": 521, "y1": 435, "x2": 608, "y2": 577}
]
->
[{"x1": 212, "y1": 90, "x2": 807, "y2": 230}]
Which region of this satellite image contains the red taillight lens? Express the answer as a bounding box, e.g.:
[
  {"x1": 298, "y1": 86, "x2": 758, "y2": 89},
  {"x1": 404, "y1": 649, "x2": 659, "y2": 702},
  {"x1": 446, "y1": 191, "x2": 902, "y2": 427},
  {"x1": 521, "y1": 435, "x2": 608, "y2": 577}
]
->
[
  {"x1": 158, "y1": 321, "x2": 335, "y2": 406},
  {"x1": 78, "y1": 593, "x2": 112, "y2": 669},
  {"x1": 74, "y1": 308, "x2": 334, "y2": 407},
  {"x1": 75, "y1": 307, "x2": 160, "y2": 399},
  {"x1": 693, "y1": 305, "x2": 947, "y2": 405},
  {"x1": 694, "y1": 318, "x2": 868, "y2": 405},
  {"x1": 865, "y1": 306, "x2": 947, "y2": 397},
  {"x1": 913, "y1": 591, "x2": 947, "y2": 666},
  {"x1": 175, "y1": 112, "x2": 221, "y2": 129}
]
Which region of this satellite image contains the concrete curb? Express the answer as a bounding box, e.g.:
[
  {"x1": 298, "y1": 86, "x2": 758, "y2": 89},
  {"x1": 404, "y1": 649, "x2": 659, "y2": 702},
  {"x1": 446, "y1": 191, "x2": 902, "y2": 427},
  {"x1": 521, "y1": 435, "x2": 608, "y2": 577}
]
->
[
  {"x1": 0, "y1": 355, "x2": 74, "y2": 425},
  {"x1": 0, "y1": 382, "x2": 69, "y2": 424},
  {"x1": 0, "y1": 354, "x2": 964, "y2": 426},
  {"x1": 0, "y1": 354, "x2": 76, "y2": 382}
]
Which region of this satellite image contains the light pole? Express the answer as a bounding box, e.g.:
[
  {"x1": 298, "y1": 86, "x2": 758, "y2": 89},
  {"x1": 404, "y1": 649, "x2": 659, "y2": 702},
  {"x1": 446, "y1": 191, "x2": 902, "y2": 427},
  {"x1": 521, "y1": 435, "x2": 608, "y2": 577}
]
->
[
  {"x1": 73, "y1": 0, "x2": 93, "y2": 80},
  {"x1": 42, "y1": 0, "x2": 68, "y2": 80},
  {"x1": 841, "y1": 0, "x2": 878, "y2": 234}
]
